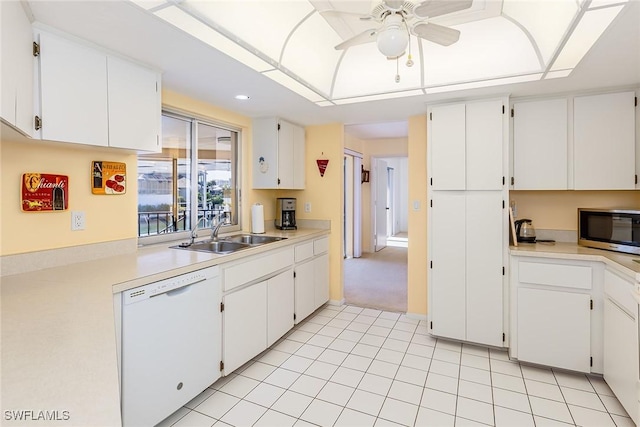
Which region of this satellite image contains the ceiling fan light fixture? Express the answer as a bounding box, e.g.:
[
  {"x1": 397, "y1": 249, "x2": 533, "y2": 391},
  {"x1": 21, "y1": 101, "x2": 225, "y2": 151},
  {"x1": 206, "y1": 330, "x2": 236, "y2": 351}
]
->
[{"x1": 376, "y1": 14, "x2": 408, "y2": 58}]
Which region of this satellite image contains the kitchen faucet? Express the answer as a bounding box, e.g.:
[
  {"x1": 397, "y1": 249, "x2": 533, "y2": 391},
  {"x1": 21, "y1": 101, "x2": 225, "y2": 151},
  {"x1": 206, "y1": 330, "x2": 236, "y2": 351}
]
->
[
  {"x1": 188, "y1": 216, "x2": 206, "y2": 245},
  {"x1": 211, "y1": 213, "x2": 225, "y2": 241}
]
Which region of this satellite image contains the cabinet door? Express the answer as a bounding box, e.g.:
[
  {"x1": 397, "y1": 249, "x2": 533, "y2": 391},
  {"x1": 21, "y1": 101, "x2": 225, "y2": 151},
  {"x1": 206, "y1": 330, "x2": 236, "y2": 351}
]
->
[
  {"x1": 513, "y1": 99, "x2": 568, "y2": 190},
  {"x1": 430, "y1": 192, "x2": 466, "y2": 341},
  {"x1": 314, "y1": 253, "x2": 330, "y2": 309},
  {"x1": 38, "y1": 31, "x2": 109, "y2": 146},
  {"x1": 223, "y1": 281, "x2": 267, "y2": 374},
  {"x1": 1, "y1": 1, "x2": 33, "y2": 136},
  {"x1": 430, "y1": 104, "x2": 466, "y2": 190},
  {"x1": 466, "y1": 192, "x2": 503, "y2": 347},
  {"x1": 107, "y1": 56, "x2": 160, "y2": 152},
  {"x1": 252, "y1": 117, "x2": 278, "y2": 189},
  {"x1": 294, "y1": 259, "x2": 315, "y2": 324},
  {"x1": 277, "y1": 119, "x2": 295, "y2": 189},
  {"x1": 604, "y1": 298, "x2": 639, "y2": 425},
  {"x1": 292, "y1": 124, "x2": 305, "y2": 189},
  {"x1": 517, "y1": 288, "x2": 591, "y2": 372},
  {"x1": 466, "y1": 100, "x2": 504, "y2": 190},
  {"x1": 574, "y1": 91, "x2": 635, "y2": 190},
  {"x1": 267, "y1": 270, "x2": 294, "y2": 347}
]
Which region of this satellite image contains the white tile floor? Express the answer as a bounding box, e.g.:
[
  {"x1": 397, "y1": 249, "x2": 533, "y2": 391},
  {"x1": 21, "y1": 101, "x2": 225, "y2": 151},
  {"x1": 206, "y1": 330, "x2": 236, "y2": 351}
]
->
[{"x1": 157, "y1": 304, "x2": 634, "y2": 427}]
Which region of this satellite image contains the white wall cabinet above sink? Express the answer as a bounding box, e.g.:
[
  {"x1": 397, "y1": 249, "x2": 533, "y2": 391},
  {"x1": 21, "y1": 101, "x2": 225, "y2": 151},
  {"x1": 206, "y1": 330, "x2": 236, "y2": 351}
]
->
[{"x1": 34, "y1": 27, "x2": 161, "y2": 152}]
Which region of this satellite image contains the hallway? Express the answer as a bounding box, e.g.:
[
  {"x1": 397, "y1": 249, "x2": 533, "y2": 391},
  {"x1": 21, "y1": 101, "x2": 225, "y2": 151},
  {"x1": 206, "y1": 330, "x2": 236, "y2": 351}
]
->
[{"x1": 344, "y1": 246, "x2": 408, "y2": 313}]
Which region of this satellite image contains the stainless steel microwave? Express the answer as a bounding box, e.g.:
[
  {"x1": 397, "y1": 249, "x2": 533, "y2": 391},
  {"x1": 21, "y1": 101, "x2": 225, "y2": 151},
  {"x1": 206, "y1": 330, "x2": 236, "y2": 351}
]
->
[{"x1": 578, "y1": 208, "x2": 640, "y2": 255}]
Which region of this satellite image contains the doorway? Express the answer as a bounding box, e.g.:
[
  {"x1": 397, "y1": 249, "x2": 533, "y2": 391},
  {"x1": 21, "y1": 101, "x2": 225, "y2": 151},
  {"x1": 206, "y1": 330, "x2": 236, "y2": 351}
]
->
[{"x1": 343, "y1": 155, "x2": 409, "y2": 312}]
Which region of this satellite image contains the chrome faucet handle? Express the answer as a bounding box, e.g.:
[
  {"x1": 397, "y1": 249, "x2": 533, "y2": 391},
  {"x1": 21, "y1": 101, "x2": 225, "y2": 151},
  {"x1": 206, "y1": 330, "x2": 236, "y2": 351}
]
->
[
  {"x1": 189, "y1": 216, "x2": 206, "y2": 245},
  {"x1": 211, "y1": 213, "x2": 224, "y2": 241}
]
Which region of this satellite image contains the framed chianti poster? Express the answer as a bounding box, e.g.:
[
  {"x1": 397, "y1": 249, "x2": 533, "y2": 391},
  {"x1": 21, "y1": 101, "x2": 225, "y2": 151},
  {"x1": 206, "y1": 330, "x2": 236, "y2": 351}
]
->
[
  {"x1": 92, "y1": 161, "x2": 126, "y2": 195},
  {"x1": 21, "y1": 173, "x2": 69, "y2": 212}
]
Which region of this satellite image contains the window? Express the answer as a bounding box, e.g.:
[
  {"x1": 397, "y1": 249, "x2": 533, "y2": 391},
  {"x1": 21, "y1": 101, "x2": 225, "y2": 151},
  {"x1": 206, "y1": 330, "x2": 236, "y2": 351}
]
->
[{"x1": 137, "y1": 111, "x2": 240, "y2": 241}]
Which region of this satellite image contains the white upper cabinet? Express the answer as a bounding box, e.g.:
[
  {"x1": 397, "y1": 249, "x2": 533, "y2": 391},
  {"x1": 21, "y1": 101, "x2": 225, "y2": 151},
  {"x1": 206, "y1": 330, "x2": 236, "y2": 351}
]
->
[
  {"x1": 37, "y1": 29, "x2": 109, "y2": 146},
  {"x1": 430, "y1": 104, "x2": 466, "y2": 190},
  {"x1": 512, "y1": 98, "x2": 568, "y2": 190},
  {"x1": 466, "y1": 100, "x2": 504, "y2": 190},
  {"x1": 1, "y1": 1, "x2": 34, "y2": 136},
  {"x1": 429, "y1": 99, "x2": 505, "y2": 191},
  {"x1": 34, "y1": 27, "x2": 161, "y2": 151},
  {"x1": 252, "y1": 117, "x2": 305, "y2": 189},
  {"x1": 574, "y1": 91, "x2": 636, "y2": 190},
  {"x1": 107, "y1": 56, "x2": 161, "y2": 152}
]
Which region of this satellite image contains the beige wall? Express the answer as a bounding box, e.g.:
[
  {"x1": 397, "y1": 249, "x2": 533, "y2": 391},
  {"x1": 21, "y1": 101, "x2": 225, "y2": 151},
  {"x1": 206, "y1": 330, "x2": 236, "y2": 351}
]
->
[
  {"x1": 280, "y1": 123, "x2": 345, "y2": 302},
  {"x1": 0, "y1": 137, "x2": 137, "y2": 255},
  {"x1": 510, "y1": 190, "x2": 640, "y2": 230},
  {"x1": 407, "y1": 115, "x2": 428, "y2": 316}
]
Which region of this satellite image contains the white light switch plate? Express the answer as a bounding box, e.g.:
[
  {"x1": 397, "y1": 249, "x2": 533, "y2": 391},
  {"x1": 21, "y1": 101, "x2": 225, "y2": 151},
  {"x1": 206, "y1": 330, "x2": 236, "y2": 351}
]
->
[{"x1": 71, "y1": 211, "x2": 85, "y2": 230}]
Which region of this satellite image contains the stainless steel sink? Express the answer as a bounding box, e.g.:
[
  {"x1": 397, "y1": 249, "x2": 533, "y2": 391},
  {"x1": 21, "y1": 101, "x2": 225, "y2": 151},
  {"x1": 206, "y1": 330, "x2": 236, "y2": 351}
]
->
[
  {"x1": 224, "y1": 234, "x2": 287, "y2": 245},
  {"x1": 171, "y1": 240, "x2": 251, "y2": 254}
]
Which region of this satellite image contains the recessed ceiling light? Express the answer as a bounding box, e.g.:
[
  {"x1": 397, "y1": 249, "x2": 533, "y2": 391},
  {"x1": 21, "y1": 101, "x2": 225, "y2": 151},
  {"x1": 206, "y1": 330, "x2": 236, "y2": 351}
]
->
[{"x1": 234, "y1": 94, "x2": 250, "y2": 100}]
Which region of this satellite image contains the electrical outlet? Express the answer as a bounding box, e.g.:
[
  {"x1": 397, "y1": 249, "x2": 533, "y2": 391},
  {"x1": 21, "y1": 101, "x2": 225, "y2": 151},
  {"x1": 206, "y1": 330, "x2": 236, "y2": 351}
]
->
[
  {"x1": 304, "y1": 202, "x2": 311, "y2": 213},
  {"x1": 71, "y1": 211, "x2": 85, "y2": 231},
  {"x1": 413, "y1": 200, "x2": 420, "y2": 211},
  {"x1": 510, "y1": 201, "x2": 517, "y2": 218}
]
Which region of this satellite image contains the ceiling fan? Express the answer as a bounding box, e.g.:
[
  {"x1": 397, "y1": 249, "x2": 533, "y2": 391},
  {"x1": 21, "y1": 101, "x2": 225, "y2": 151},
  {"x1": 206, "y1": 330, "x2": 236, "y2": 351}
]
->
[{"x1": 321, "y1": 0, "x2": 473, "y2": 59}]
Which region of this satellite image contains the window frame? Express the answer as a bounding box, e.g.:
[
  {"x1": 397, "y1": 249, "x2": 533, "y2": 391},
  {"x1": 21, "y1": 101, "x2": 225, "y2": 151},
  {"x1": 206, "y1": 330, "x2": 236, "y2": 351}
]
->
[{"x1": 137, "y1": 107, "x2": 243, "y2": 245}]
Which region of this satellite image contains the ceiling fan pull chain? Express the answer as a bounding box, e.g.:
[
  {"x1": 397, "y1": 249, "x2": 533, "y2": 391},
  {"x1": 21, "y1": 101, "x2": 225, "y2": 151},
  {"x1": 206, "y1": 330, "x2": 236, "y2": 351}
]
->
[{"x1": 395, "y1": 57, "x2": 400, "y2": 83}]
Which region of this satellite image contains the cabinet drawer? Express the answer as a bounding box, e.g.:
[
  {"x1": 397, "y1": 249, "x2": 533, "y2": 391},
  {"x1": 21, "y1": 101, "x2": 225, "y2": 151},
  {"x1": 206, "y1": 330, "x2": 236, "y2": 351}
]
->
[
  {"x1": 295, "y1": 241, "x2": 314, "y2": 262},
  {"x1": 519, "y1": 261, "x2": 592, "y2": 290},
  {"x1": 314, "y1": 237, "x2": 329, "y2": 255},
  {"x1": 604, "y1": 269, "x2": 636, "y2": 316},
  {"x1": 224, "y1": 248, "x2": 293, "y2": 292}
]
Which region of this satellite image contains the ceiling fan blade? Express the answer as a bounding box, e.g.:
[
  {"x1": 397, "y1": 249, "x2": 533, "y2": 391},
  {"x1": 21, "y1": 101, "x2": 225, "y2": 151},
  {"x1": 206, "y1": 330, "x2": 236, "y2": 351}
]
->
[
  {"x1": 335, "y1": 28, "x2": 378, "y2": 50},
  {"x1": 414, "y1": 0, "x2": 473, "y2": 18},
  {"x1": 412, "y1": 22, "x2": 461, "y2": 46},
  {"x1": 319, "y1": 10, "x2": 374, "y2": 21},
  {"x1": 383, "y1": 0, "x2": 405, "y2": 10}
]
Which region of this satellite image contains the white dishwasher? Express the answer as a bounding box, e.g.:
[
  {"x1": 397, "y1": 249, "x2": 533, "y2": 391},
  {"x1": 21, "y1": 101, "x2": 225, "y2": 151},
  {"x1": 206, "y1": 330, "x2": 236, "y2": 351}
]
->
[{"x1": 121, "y1": 266, "x2": 221, "y2": 427}]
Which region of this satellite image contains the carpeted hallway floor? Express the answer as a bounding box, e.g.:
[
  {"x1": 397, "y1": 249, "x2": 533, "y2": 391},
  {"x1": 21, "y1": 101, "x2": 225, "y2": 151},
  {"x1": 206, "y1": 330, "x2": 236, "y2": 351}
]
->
[{"x1": 343, "y1": 246, "x2": 408, "y2": 313}]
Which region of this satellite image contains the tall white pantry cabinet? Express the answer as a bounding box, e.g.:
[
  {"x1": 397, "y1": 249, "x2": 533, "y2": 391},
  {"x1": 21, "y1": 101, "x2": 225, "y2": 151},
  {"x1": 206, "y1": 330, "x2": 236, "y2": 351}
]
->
[{"x1": 427, "y1": 98, "x2": 509, "y2": 348}]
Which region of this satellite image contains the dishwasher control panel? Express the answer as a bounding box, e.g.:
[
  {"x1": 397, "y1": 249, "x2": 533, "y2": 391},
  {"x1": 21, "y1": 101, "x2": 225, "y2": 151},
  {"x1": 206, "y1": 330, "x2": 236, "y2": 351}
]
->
[{"x1": 123, "y1": 266, "x2": 219, "y2": 304}]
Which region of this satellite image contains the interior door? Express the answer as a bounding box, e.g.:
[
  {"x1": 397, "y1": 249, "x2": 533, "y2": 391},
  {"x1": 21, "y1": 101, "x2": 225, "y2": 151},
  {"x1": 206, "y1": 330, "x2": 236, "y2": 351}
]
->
[{"x1": 375, "y1": 159, "x2": 388, "y2": 251}]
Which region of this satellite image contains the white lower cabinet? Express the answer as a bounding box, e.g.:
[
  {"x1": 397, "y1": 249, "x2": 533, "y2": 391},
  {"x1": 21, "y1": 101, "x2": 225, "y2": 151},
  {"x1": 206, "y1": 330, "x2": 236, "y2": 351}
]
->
[
  {"x1": 294, "y1": 237, "x2": 330, "y2": 324},
  {"x1": 603, "y1": 268, "x2": 639, "y2": 425},
  {"x1": 267, "y1": 270, "x2": 295, "y2": 347},
  {"x1": 223, "y1": 280, "x2": 267, "y2": 375},
  {"x1": 517, "y1": 288, "x2": 591, "y2": 372},
  {"x1": 222, "y1": 269, "x2": 295, "y2": 374},
  {"x1": 294, "y1": 259, "x2": 315, "y2": 323},
  {"x1": 221, "y1": 247, "x2": 295, "y2": 374},
  {"x1": 314, "y1": 253, "x2": 330, "y2": 309},
  {"x1": 510, "y1": 256, "x2": 604, "y2": 374}
]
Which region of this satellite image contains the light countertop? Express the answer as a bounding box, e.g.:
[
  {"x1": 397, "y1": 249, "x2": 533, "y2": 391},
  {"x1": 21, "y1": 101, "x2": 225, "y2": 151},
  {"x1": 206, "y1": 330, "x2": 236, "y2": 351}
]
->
[
  {"x1": 0, "y1": 228, "x2": 328, "y2": 427},
  {"x1": 510, "y1": 242, "x2": 640, "y2": 284}
]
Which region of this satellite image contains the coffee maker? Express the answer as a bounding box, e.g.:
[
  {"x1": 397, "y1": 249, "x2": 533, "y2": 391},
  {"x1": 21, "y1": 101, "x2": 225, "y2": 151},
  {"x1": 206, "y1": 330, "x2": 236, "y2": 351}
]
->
[{"x1": 275, "y1": 198, "x2": 297, "y2": 230}]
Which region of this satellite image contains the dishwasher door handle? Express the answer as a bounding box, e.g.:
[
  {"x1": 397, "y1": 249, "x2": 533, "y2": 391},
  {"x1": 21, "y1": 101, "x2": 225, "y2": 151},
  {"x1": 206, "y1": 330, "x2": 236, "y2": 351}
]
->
[{"x1": 150, "y1": 278, "x2": 208, "y2": 298}]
